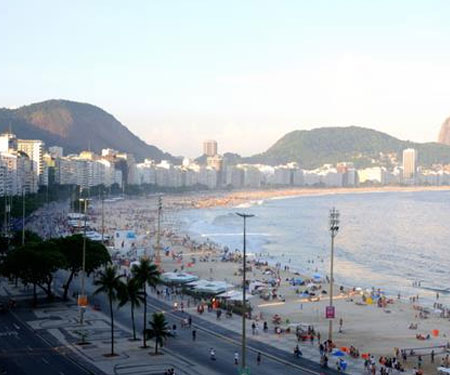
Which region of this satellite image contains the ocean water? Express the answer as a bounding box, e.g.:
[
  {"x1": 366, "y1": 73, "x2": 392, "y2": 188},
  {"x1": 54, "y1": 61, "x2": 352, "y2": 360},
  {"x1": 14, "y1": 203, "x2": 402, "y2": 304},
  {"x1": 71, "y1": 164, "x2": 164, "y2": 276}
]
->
[{"x1": 176, "y1": 190, "x2": 450, "y2": 305}]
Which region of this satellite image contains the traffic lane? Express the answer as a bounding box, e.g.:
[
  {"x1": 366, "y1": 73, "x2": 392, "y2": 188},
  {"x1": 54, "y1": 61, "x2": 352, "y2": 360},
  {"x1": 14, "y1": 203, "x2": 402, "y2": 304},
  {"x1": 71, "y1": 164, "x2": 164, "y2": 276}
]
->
[
  {"x1": 61, "y1": 274, "x2": 338, "y2": 375},
  {"x1": 82, "y1": 286, "x2": 323, "y2": 375},
  {"x1": 0, "y1": 310, "x2": 91, "y2": 375},
  {"x1": 146, "y1": 297, "x2": 333, "y2": 375}
]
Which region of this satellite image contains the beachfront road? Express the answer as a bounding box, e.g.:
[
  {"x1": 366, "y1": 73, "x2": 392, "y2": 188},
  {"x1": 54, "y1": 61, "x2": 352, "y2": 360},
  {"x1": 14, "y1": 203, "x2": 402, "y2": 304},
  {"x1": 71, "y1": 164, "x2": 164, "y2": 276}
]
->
[
  {"x1": 0, "y1": 307, "x2": 101, "y2": 375},
  {"x1": 61, "y1": 273, "x2": 341, "y2": 375}
]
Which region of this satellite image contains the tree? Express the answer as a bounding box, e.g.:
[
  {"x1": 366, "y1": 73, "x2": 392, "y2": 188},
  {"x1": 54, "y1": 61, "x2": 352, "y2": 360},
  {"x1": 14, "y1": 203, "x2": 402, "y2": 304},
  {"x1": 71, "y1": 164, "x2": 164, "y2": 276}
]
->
[
  {"x1": 93, "y1": 265, "x2": 123, "y2": 356},
  {"x1": 131, "y1": 258, "x2": 160, "y2": 348},
  {"x1": 11, "y1": 230, "x2": 42, "y2": 248},
  {"x1": 144, "y1": 312, "x2": 172, "y2": 355},
  {"x1": 56, "y1": 235, "x2": 111, "y2": 300},
  {"x1": 0, "y1": 240, "x2": 65, "y2": 306},
  {"x1": 118, "y1": 277, "x2": 145, "y2": 341}
]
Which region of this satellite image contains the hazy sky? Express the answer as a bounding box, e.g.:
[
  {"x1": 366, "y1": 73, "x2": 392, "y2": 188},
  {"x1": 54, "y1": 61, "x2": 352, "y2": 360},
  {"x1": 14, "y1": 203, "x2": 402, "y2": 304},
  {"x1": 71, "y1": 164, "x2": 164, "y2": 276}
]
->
[{"x1": 1, "y1": 1, "x2": 450, "y2": 157}]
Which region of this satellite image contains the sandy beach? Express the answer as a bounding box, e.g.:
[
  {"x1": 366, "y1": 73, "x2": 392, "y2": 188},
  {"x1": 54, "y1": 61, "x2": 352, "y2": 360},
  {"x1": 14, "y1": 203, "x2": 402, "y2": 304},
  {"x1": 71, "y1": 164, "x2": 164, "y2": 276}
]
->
[{"x1": 27, "y1": 185, "x2": 450, "y2": 374}]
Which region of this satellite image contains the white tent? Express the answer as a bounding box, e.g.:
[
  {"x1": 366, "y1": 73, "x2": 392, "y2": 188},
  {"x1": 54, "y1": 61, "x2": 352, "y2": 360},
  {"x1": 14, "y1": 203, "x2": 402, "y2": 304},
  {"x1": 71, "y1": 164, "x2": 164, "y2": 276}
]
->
[
  {"x1": 218, "y1": 290, "x2": 253, "y2": 301},
  {"x1": 187, "y1": 279, "x2": 233, "y2": 294},
  {"x1": 161, "y1": 272, "x2": 199, "y2": 284}
]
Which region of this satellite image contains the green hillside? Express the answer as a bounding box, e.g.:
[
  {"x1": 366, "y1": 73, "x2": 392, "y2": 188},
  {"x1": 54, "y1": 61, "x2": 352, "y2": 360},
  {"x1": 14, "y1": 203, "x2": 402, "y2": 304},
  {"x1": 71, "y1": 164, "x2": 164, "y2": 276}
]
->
[
  {"x1": 0, "y1": 100, "x2": 174, "y2": 162},
  {"x1": 248, "y1": 126, "x2": 450, "y2": 169}
]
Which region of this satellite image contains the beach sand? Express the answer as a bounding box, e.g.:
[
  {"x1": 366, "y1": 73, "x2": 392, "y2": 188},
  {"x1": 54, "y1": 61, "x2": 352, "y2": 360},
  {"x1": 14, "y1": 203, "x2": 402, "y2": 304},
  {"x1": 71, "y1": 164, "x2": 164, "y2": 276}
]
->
[{"x1": 28, "y1": 185, "x2": 450, "y2": 373}]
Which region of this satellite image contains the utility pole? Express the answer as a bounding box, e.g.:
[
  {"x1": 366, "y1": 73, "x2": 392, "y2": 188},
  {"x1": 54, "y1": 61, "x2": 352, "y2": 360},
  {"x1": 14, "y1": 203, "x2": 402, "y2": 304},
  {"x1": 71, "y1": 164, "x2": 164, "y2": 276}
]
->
[
  {"x1": 155, "y1": 195, "x2": 162, "y2": 265},
  {"x1": 236, "y1": 212, "x2": 254, "y2": 374},
  {"x1": 22, "y1": 188, "x2": 25, "y2": 246},
  {"x1": 79, "y1": 193, "x2": 88, "y2": 325},
  {"x1": 328, "y1": 207, "x2": 340, "y2": 342},
  {"x1": 3, "y1": 195, "x2": 7, "y2": 237},
  {"x1": 101, "y1": 187, "x2": 105, "y2": 244}
]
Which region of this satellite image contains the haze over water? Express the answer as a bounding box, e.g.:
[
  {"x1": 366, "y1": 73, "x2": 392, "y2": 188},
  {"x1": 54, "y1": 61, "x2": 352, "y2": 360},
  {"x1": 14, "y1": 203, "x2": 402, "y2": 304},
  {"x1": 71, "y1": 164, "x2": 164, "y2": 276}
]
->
[{"x1": 178, "y1": 190, "x2": 450, "y2": 305}]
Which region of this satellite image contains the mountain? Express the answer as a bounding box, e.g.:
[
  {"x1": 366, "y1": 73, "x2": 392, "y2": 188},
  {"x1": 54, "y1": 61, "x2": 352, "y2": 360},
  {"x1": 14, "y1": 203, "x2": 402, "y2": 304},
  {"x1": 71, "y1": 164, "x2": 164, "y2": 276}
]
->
[
  {"x1": 0, "y1": 100, "x2": 174, "y2": 162},
  {"x1": 248, "y1": 126, "x2": 450, "y2": 169},
  {"x1": 439, "y1": 117, "x2": 450, "y2": 145}
]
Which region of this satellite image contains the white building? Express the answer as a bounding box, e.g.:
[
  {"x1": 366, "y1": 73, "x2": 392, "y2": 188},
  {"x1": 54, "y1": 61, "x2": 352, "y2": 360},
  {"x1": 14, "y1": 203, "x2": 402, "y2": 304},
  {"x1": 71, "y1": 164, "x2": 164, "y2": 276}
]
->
[
  {"x1": 358, "y1": 167, "x2": 386, "y2": 184},
  {"x1": 17, "y1": 139, "x2": 46, "y2": 186}
]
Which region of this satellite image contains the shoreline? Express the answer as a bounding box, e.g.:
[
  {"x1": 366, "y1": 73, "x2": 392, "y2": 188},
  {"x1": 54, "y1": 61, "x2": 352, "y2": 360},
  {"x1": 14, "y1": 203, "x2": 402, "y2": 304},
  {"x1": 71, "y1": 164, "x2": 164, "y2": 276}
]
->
[
  {"x1": 190, "y1": 185, "x2": 450, "y2": 210},
  {"x1": 25, "y1": 188, "x2": 450, "y2": 373}
]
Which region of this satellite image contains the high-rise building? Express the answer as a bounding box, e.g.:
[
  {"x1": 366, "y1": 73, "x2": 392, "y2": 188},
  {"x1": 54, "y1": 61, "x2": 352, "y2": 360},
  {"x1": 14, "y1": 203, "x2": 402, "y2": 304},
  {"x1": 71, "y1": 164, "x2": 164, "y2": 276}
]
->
[
  {"x1": 203, "y1": 140, "x2": 218, "y2": 157},
  {"x1": 402, "y1": 148, "x2": 417, "y2": 181},
  {"x1": 0, "y1": 133, "x2": 18, "y2": 153},
  {"x1": 17, "y1": 139, "x2": 46, "y2": 186}
]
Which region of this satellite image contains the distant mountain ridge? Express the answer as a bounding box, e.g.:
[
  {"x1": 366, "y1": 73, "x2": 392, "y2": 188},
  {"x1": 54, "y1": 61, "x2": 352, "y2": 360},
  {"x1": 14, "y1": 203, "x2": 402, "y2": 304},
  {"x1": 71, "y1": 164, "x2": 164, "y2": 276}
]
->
[
  {"x1": 0, "y1": 100, "x2": 173, "y2": 162},
  {"x1": 247, "y1": 126, "x2": 450, "y2": 169}
]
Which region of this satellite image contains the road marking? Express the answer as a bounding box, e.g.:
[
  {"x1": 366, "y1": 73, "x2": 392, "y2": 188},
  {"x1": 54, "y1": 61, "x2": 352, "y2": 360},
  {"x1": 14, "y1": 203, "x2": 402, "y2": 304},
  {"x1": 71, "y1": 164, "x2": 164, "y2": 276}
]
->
[
  {"x1": 59, "y1": 372, "x2": 65, "y2": 375},
  {"x1": 42, "y1": 358, "x2": 49, "y2": 364},
  {"x1": 0, "y1": 331, "x2": 18, "y2": 337},
  {"x1": 13, "y1": 323, "x2": 20, "y2": 330},
  {"x1": 26, "y1": 345, "x2": 33, "y2": 352}
]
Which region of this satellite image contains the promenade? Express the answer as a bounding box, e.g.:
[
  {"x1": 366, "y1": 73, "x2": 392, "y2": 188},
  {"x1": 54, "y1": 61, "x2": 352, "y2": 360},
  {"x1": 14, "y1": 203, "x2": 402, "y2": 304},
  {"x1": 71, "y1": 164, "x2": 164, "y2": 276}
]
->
[{"x1": 0, "y1": 274, "x2": 342, "y2": 375}]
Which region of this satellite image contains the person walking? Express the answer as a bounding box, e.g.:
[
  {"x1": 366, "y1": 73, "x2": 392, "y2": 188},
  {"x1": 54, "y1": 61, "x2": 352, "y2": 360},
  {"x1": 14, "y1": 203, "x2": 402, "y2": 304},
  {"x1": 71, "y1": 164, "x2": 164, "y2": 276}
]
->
[
  {"x1": 339, "y1": 318, "x2": 343, "y2": 333},
  {"x1": 234, "y1": 351, "x2": 239, "y2": 365},
  {"x1": 257, "y1": 352, "x2": 261, "y2": 365},
  {"x1": 192, "y1": 329, "x2": 196, "y2": 341},
  {"x1": 210, "y1": 348, "x2": 216, "y2": 361}
]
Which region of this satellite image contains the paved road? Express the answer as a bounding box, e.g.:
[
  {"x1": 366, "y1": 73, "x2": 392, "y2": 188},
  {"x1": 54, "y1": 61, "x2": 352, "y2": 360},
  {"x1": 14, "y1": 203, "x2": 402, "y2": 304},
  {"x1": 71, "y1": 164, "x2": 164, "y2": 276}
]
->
[
  {"x1": 64, "y1": 274, "x2": 341, "y2": 375},
  {"x1": 0, "y1": 306, "x2": 102, "y2": 375}
]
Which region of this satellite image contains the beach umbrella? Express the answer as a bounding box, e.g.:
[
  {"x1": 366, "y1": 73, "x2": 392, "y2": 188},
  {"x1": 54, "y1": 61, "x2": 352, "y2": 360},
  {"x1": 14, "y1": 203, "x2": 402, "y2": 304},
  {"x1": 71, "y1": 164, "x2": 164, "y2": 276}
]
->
[
  {"x1": 313, "y1": 273, "x2": 322, "y2": 279},
  {"x1": 332, "y1": 350, "x2": 345, "y2": 357}
]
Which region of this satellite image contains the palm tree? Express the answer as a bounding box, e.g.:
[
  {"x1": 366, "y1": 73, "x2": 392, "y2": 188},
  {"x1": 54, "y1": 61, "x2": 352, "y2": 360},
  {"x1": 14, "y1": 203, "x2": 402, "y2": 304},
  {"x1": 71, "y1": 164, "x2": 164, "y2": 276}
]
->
[
  {"x1": 131, "y1": 258, "x2": 160, "y2": 348},
  {"x1": 118, "y1": 277, "x2": 145, "y2": 341},
  {"x1": 93, "y1": 265, "x2": 123, "y2": 356},
  {"x1": 144, "y1": 312, "x2": 172, "y2": 355}
]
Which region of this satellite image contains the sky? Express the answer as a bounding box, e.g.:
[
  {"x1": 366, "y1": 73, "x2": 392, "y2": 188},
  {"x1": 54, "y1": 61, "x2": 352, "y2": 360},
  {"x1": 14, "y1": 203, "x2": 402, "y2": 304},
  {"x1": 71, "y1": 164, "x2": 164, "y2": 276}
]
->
[{"x1": 1, "y1": 1, "x2": 450, "y2": 157}]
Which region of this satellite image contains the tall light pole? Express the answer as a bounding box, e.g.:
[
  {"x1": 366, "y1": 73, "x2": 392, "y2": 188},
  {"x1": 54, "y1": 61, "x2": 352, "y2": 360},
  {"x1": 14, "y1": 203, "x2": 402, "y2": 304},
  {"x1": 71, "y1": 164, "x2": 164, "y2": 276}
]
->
[
  {"x1": 155, "y1": 195, "x2": 162, "y2": 265},
  {"x1": 328, "y1": 207, "x2": 340, "y2": 342},
  {"x1": 101, "y1": 187, "x2": 105, "y2": 244},
  {"x1": 236, "y1": 212, "x2": 254, "y2": 374},
  {"x1": 79, "y1": 195, "x2": 89, "y2": 325},
  {"x1": 22, "y1": 188, "x2": 25, "y2": 246}
]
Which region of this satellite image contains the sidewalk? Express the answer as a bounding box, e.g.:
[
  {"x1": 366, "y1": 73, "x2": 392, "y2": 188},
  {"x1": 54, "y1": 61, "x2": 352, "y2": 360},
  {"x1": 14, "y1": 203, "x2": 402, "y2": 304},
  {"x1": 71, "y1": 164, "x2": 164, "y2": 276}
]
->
[
  {"x1": 0, "y1": 279, "x2": 220, "y2": 375},
  {"x1": 151, "y1": 290, "x2": 366, "y2": 374}
]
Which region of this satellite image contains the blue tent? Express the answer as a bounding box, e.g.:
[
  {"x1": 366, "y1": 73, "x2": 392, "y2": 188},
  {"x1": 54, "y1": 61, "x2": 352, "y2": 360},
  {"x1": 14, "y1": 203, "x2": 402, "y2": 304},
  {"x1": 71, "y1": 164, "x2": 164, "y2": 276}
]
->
[{"x1": 332, "y1": 350, "x2": 345, "y2": 357}]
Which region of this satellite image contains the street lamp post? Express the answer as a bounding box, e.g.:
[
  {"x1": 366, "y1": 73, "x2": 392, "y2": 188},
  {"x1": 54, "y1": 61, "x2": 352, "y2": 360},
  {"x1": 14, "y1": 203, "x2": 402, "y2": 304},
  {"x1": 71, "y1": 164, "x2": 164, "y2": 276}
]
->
[
  {"x1": 101, "y1": 188, "x2": 105, "y2": 244},
  {"x1": 236, "y1": 212, "x2": 254, "y2": 373},
  {"x1": 79, "y1": 196, "x2": 89, "y2": 325},
  {"x1": 328, "y1": 207, "x2": 340, "y2": 342},
  {"x1": 22, "y1": 188, "x2": 25, "y2": 246},
  {"x1": 155, "y1": 195, "x2": 162, "y2": 265}
]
